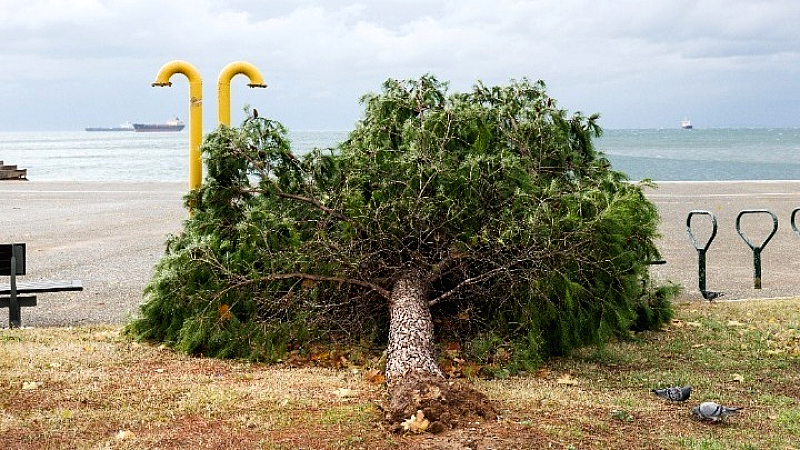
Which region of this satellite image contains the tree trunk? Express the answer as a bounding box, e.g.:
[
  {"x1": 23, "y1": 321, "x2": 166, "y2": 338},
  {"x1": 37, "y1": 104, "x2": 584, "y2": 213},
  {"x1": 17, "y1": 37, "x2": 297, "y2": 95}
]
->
[
  {"x1": 385, "y1": 271, "x2": 443, "y2": 383},
  {"x1": 384, "y1": 271, "x2": 495, "y2": 432}
]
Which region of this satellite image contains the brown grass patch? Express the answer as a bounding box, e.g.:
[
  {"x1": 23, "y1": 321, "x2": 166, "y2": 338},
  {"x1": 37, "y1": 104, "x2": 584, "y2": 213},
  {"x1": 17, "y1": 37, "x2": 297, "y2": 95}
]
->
[{"x1": 3, "y1": 298, "x2": 800, "y2": 448}]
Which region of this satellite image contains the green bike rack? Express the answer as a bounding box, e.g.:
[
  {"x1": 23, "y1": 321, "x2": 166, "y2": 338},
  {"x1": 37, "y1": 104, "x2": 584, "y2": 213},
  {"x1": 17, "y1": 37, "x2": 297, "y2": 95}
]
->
[
  {"x1": 686, "y1": 210, "x2": 718, "y2": 292},
  {"x1": 735, "y1": 209, "x2": 778, "y2": 289},
  {"x1": 792, "y1": 208, "x2": 800, "y2": 238}
]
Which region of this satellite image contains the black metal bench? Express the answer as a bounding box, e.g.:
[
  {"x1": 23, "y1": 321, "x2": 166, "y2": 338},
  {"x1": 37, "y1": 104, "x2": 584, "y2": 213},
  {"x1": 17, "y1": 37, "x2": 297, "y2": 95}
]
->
[{"x1": 0, "y1": 243, "x2": 83, "y2": 328}]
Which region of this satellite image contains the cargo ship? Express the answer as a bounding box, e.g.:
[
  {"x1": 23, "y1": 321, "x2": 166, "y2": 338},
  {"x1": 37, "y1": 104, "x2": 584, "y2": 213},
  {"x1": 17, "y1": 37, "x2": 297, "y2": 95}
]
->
[
  {"x1": 132, "y1": 117, "x2": 185, "y2": 132},
  {"x1": 85, "y1": 122, "x2": 135, "y2": 132}
]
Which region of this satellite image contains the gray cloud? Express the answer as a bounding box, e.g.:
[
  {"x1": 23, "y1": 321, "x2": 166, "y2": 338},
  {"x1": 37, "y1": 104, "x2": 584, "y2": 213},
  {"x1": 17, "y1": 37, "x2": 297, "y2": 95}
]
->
[{"x1": 1, "y1": 0, "x2": 799, "y2": 131}]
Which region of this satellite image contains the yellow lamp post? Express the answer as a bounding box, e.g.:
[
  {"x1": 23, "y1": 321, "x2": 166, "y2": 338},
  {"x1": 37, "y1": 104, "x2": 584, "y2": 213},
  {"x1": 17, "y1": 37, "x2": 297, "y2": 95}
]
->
[
  {"x1": 217, "y1": 61, "x2": 267, "y2": 126},
  {"x1": 151, "y1": 60, "x2": 203, "y2": 190}
]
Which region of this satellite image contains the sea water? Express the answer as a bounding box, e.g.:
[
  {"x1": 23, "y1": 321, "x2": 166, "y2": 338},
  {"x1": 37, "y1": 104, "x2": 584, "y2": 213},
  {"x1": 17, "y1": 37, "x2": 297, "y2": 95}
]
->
[
  {"x1": 2, "y1": 128, "x2": 800, "y2": 182},
  {"x1": 0, "y1": 130, "x2": 349, "y2": 182},
  {"x1": 600, "y1": 128, "x2": 800, "y2": 181}
]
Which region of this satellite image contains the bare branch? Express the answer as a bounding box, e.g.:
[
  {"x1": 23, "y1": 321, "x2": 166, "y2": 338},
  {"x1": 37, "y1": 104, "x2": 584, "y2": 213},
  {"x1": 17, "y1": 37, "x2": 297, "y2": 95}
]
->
[
  {"x1": 428, "y1": 266, "x2": 509, "y2": 307},
  {"x1": 427, "y1": 251, "x2": 468, "y2": 283},
  {"x1": 237, "y1": 146, "x2": 363, "y2": 231},
  {"x1": 243, "y1": 187, "x2": 362, "y2": 231},
  {"x1": 215, "y1": 272, "x2": 391, "y2": 301}
]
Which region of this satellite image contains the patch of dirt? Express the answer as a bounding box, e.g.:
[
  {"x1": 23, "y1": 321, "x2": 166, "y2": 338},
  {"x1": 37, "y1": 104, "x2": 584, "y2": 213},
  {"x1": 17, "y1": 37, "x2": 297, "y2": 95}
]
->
[
  {"x1": 143, "y1": 414, "x2": 271, "y2": 449},
  {"x1": 398, "y1": 406, "x2": 691, "y2": 450},
  {"x1": 400, "y1": 420, "x2": 564, "y2": 449},
  {"x1": 387, "y1": 371, "x2": 497, "y2": 433}
]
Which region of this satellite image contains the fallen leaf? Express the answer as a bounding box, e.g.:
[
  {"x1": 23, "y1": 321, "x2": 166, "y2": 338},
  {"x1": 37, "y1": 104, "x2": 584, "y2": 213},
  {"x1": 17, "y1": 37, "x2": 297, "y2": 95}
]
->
[
  {"x1": 93, "y1": 330, "x2": 120, "y2": 340},
  {"x1": 310, "y1": 350, "x2": 330, "y2": 362},
  {"x1": 401, "y1": 410, "x2": 430, "y2": 433},
  {"x1": 115, "y1": 430, "x2": 135, "y2": 441},
  {"x1": 426, "y1": 385, "x2": 443, "y2": 401},
  {"x1": 557, "y1": 373, "x2": 579, "y2": 385},
  {"x1": 496, "y1": 348, "x2": 510, "y2": 361},
  {"x1": 364, "y1": 368, "x2": 385, "y2": 384},
  {"x1": 445, "y1": 341, "x2": 461, "y2": 358},
  {"x1": 333, "y1": 388, "x2": 357, "y2": 399},
  {"x1": 462, "y1": 362, "x2": 482, "y2": 378},
  {"x1": 22, "y1": 381, "x2": 42, "y2": 391},
  {"x1": 729, "y1": 373, "x2": 745, "y2": 382},
  {"x1": 218, "y1": 304, "x2": 232, "y2": 321},
  {"x1": 441, "y1": 360, "x2": 459, "y2": 378}
]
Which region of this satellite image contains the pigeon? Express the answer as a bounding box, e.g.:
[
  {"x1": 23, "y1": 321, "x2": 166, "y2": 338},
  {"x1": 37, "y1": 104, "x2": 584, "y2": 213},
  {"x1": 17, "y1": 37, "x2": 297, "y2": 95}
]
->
[
  {"x1": 652, "y1": 386, "x2": 692, "y2": 402},
  {"x1": 701, "y1": 290, "x2": 724, "y2": 302},
  {"x1": 691, "y1": 401, "x2": 742, "y2": 422}
]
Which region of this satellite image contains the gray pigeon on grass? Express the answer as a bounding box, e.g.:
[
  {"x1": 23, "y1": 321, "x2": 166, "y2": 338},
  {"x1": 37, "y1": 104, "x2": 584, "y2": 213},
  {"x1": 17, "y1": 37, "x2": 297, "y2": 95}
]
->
[
  {"x1": 691, "y1": 401, "x2": 741, "y2": 422},
  {"x1": 652, "y1": 386, "x2": 691, "y2": 402},
  {"x1": 701, "y1": 290, "x2": 724, "y2": 302}
]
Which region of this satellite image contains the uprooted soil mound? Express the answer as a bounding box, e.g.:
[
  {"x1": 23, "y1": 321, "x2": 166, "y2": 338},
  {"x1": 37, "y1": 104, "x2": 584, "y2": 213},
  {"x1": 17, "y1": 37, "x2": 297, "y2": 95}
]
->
[{"x1": 387, "y1": 371, "x2": 497, "y2": 433}]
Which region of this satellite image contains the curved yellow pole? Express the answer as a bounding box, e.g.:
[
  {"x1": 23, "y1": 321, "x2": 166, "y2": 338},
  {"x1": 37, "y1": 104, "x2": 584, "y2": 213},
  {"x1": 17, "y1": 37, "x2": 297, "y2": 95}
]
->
[
  {"x1": 152, "y1": 60, "x2": 203, "y2": 190},
  {"x1": 217, "y1": 61, "x2": 267, "y2": 126}
]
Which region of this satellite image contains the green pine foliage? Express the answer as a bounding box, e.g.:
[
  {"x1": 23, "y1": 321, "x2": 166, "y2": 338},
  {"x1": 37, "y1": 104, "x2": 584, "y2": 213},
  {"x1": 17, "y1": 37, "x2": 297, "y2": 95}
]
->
[{"x1": 126, "y1": 76, "x2": 675, "y2": 368}]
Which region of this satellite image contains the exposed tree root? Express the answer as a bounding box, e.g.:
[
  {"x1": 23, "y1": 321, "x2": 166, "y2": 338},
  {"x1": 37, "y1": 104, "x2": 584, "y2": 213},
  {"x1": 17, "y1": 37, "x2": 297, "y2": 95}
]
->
[{"x1": 387, "y1": 370, "x2": 497, "y2": 433}]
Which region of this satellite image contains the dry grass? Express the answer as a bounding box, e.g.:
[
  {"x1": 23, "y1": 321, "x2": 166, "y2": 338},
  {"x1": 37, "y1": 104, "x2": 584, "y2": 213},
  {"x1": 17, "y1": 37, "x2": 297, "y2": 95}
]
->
[{"x1": 2, "y1": 298, "x2": 800, "y2": 449}]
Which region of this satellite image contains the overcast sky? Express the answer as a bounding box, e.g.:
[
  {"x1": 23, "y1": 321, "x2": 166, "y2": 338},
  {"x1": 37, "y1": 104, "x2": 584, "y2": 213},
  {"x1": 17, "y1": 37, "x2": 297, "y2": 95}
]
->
[{"x1": 1, "y1": 0, "x2": 799, "y2": 132}]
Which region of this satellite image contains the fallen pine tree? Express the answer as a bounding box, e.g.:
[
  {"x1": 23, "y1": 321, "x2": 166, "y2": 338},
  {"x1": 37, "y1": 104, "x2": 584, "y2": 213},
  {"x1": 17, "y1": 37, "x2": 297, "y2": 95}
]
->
[{"x1": 127, "y1": 76, "x2": 675, "y2": 430}]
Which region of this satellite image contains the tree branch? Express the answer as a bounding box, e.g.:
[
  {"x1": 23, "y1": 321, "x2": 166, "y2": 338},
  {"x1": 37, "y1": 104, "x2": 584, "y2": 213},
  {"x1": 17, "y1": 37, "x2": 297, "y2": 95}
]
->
[
  {"x1": 428, "y1": 251, "x2": 468, "y2": 283},
  {"x1": 243, "y1": 187, "x2": 363, "y2": 231},
  {"x1": 428, "y1": 266, "x2": 509, "y2": 307},
  {"x1": 275, "y1": 190, "x2": 355, "y2": 225},
  {"x1": 215, "y1": 272, "x2": 391, "y2": 301},
  {"x1": 239, "y1": 148, "x2": 363, "y2": 231}
]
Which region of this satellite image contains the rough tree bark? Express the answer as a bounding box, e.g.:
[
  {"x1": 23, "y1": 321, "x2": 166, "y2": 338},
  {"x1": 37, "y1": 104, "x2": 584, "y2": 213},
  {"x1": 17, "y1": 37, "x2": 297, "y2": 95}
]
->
[
  {"x1": 386, "y1": 271, "x2": 443, "y2": 382},
  {"x1": 384, "y1": 271, "x2": 496, "y2": 432}
]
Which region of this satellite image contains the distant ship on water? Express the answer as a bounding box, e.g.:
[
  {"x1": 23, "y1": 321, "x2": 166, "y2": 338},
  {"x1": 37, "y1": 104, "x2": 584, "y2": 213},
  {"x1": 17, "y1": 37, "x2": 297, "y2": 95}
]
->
[
  {"x1": 133, "y1": 117, "x2": 185, "y2": 132},
  {"x1": 680, "y1": 118, "x2": 693, "y2": 129},
  {"x1": 86, "y1": 118, "x2": 185, "y2": 132},
  {"x1": 85, "y1": 122, "x2": 134, "y2": 132}
]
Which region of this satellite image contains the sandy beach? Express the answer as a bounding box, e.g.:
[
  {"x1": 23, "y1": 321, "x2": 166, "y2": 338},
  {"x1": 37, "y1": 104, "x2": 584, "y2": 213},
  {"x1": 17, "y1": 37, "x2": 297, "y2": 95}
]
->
[{"x1": 2, "y1": 180, "x2": 800, "y2": 327}]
